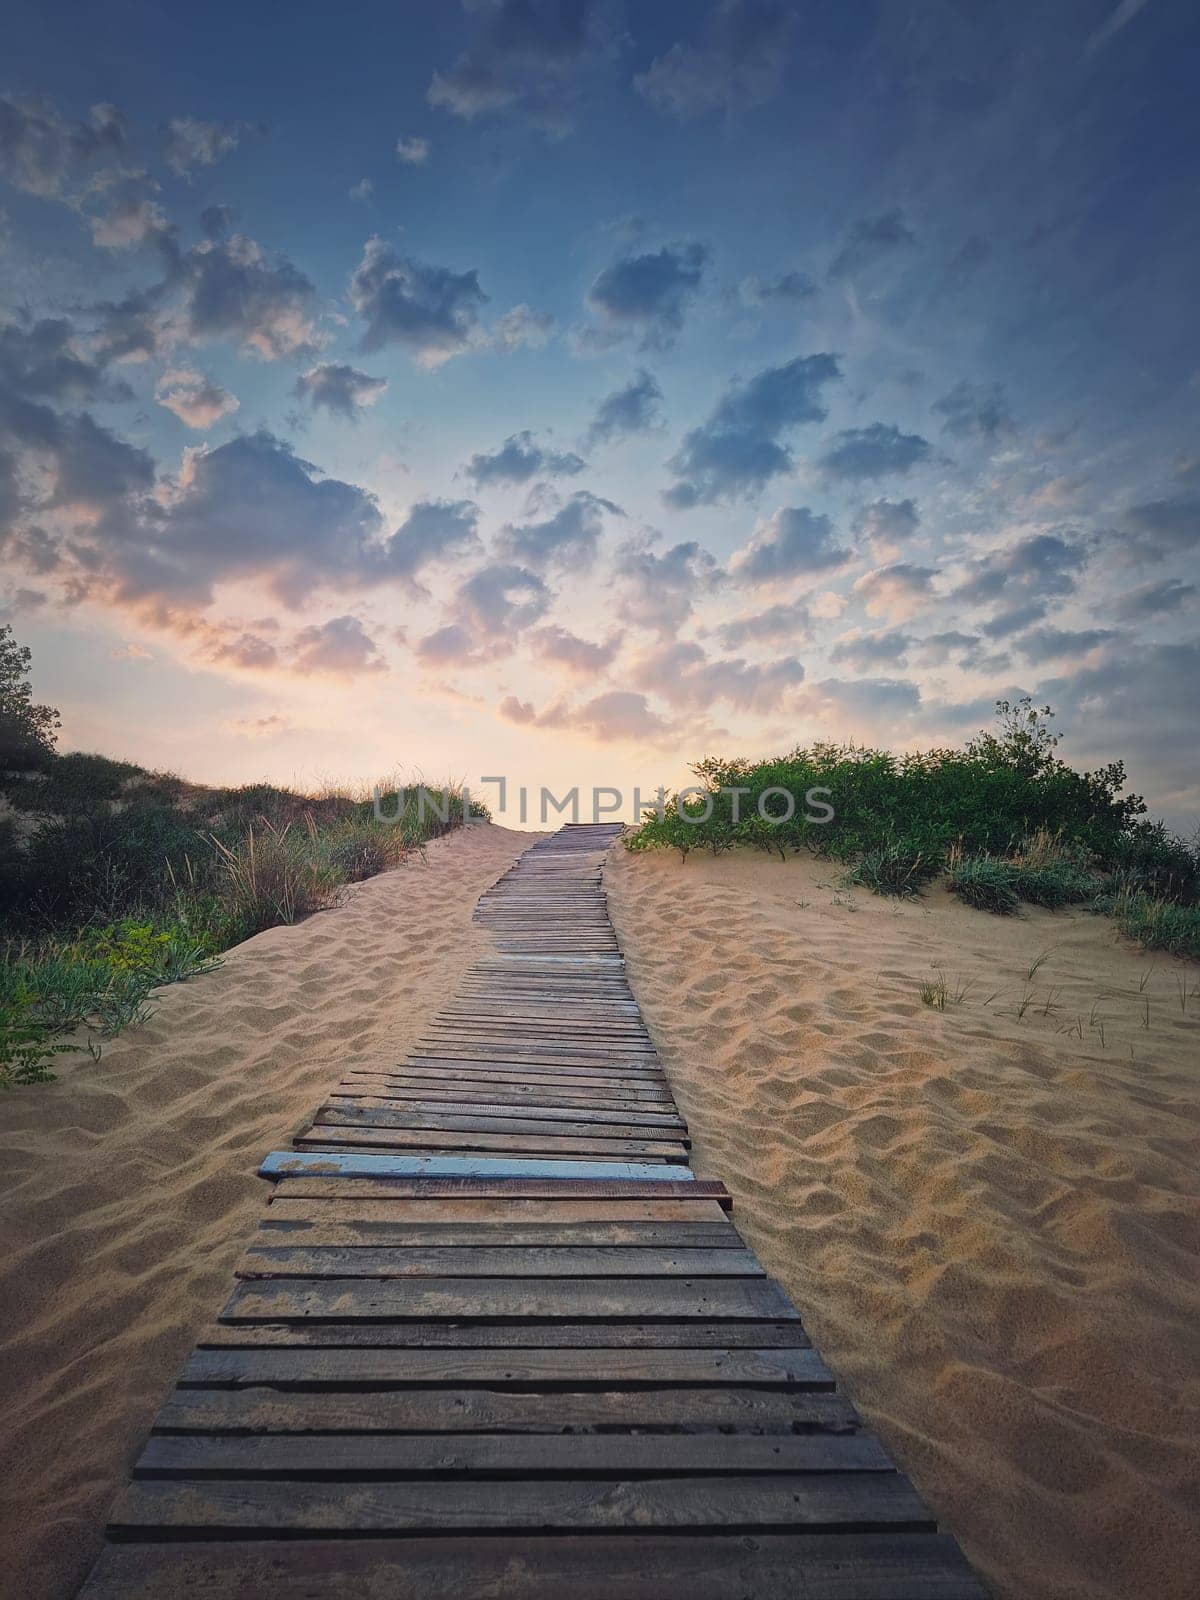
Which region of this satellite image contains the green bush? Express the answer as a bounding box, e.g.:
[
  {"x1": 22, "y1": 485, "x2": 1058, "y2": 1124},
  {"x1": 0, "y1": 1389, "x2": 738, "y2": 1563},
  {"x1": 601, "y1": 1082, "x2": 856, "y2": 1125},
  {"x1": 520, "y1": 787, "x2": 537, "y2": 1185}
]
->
[
  {"x1": 843, "y1": 838, "x2": 944, "y2": 897},
  {"x1": 946, "y1": 857, "x2": 1022, "y2": 915},
  {"x1": 1100, "y1": 890, "x2": 1200, "y2": 960}
]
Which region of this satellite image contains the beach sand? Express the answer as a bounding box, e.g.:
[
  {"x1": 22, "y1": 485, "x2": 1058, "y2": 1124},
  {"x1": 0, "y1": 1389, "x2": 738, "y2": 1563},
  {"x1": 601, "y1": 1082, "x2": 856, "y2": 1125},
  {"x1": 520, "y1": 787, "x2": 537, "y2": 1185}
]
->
[
  {"x1": 0, "y1": 822, "x2": 532, "y2": 1600},
  {"x1": 607, "y1": 843, "x2": 1200, "y2": 1600}
]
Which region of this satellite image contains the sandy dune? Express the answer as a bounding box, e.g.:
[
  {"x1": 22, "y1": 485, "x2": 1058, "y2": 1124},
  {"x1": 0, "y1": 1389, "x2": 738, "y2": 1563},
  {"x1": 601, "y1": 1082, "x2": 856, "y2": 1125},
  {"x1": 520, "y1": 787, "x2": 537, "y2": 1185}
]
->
[
  {"x1": 0, "y1": 823, "x2": 532, "y2": 1600},
  {"x1": 607, "y1": 844, "x2": 1200, "y2": 1600}
]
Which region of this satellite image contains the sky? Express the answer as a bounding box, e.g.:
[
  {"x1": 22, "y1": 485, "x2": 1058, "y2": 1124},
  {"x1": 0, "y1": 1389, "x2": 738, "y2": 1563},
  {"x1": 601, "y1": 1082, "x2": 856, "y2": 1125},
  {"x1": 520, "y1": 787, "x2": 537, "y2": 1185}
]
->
[{"x1": 1, "y1": 0, "x2": 1198, "y2": 829}]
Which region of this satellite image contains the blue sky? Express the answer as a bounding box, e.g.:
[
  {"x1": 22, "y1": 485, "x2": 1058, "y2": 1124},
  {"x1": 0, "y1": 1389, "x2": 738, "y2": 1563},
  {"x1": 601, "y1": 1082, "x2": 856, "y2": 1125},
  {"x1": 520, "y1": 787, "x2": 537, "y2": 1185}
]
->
[{"x1": 2, "y1": 0, "x2": 1198, "y2": 825}]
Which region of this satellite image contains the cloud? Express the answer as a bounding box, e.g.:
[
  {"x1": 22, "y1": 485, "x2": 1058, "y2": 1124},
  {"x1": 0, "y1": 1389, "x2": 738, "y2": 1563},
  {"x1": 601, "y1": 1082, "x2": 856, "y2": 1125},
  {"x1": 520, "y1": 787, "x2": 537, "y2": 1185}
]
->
[
  {"x1": 293, "y1": 363, "x2": 388, "y2": 419},
  {"x1": 498, "y1": 693, "x2": 538, "y2": 724},
  {"x1": 222, "y1": 713, "x2": 291, "y2": 738},
  {"x1": 395, "y1": 135, "x2": 431, "y2": 165},
  {"x1": 0, "y1": 94, "x2": 124, "y2": 198},
  {"x1": 955, "y1": 533, "x2": 1086, "y2": 604},
  {"x1": 1110, "y1": 577, "x2": 1197, "y2": 619},
  {"x1": 980, "y1": 601, "x2": 1048, "y2": 639},
  {"x1": 585, "y1": 369, "x2": 663, "y2": 446},
  {"x1": 0, "y1": 387, "x2": 155, "y2": 528},
  {"x1": 829, "y1": 627, "x2": 913, "y2": 670},
  {"x1": 0, "y1": 316, "x2": 128, "y2": 403},
  {"x1": 543, "y1": 689, "x2": 672, "y2": 742},
  {"x1": 456, "y1": 560, "x2": 551, "y2": 637},
  {"x1": 175, "y1": 232, "x2": 321, "y2": 360},
  {"x1": 828, "y1": 209, "x2": 915, "y2": 280},
  {"x1": 489, "y1": 303, "x2": 555, "y2": 352},
  {"x1": 529, "y1": 624, "x2": 623, "y2": 673},
  {"x1": 797, "y1": 675, "x2": 922, "y2": 725},
  {"x1": 382, "y1": 498, "x2": 482, "y2": 588},
  {"x1": 155, "y1": 368, "x2": 240, "y2": 429},
  {"x1": 819, "y1": 423, "x2": 931, "y2": 481},
  {"x1": 291, "y1": 614, "x2": 385, "y2": 676},
  {"x1": 87, "y1": 174, "x2": 172, "y2": 250},
  {"x1": 612, "y1": 533, "x2": 720, "y2": 635},
  {"x1": 1086, "y1": 0, "x2": 1153, "y2": 56},
  {"x1": 350, "y1": 237, "x2": 487, "y2": 367},
  {"x1": 854, "y1": 496, "x2": 920, "y2": 558},
  {"x1": 1122, "y1": 496, "x2": 1200, "y2": 561},
  {"x1": 634, "y1": 1, "x2": 797, "y2": 119},
  {"x1": 428, "y1": 0, "x2": 604, "y2": 134},
  {"x1": 932, "y1": 379, "x2": 1015, "y2": 441},
  {"x1": 163, "y1": 117, "x2": 241, "y2": 177},
  {"x1": 715, "y1": 597, "x2": 810, "y2": 649},
  {"x1": 349, "y1": 178, "x2": 374, "y2": 202},
  {"x1": 496, "y1": 489, "x2": 621, "y2": 569},
  {"x1": 92, "y1": 288, "x2": 169, "y2": 363},
  {"x1": 918, "y1": 630, "x2": 985, "y2": 667},
  {"x1": 664, "y1": 352, "x2": 841, "y2": 506},
  {"x1": 1016, "y1": 626, "x2": 1116, "y2": 663},
  {"x1": 585, "y1": 242, "x2": 708, "y2": 350},
  {"x1": 631, "y1": 638, "x2": 805, "y2": 714},
  {"x1": 852, "y1": 561, "x2": 939, "y2": 620},
  {"x1": 729, "y1": 505, "x2": 853, "y2": 583},
  {"x1": 465, "y1": 430, "x2": 585, "y2": 487},
  {"x1": 736, "y1": 270, "x2": 816, "y2": 308}
]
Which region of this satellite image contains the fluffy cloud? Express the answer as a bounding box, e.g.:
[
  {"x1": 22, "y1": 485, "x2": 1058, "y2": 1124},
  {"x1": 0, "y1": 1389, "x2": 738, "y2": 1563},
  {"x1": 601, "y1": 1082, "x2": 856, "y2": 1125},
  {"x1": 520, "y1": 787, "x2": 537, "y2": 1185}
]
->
[
  {"x1": 489, "y1": 304, "x2": 555, "y2": 352},
  {"x1": 162, "y1": 117, "x2": 241, "y2": 177},
  {"x1": 828, "y1": 209, "x2": 915, "y2": 280},
  {"x1": 716, "y1": 597, "x2": 810, "y2": 649},
  {"x1": 585, "y1": 369, "x2": 664, "y2": 445},
  {"x1": 350, "y1": 237, "x2": 487, "y2": 366},
  {"x1": 174, "y1": 233, "x2": 321, "y2": 360},
  {"x1": 954, "y1": 533, "x2": 1086, "y2": 605},
  {"x1": 382, "y1": 499, "x2": 481, "y2": 588},
  {"x1": 585, "y1": 243, "x2": 708, "y2": 351},
  {"x1": 465, "y1": 431, "x2": 585, "y2": 486},
  {"x1": 854, "y1": 496, "x2": 920, "y2": 558},
  {"x1": 541, "y1": 689, "x2": 672, "y2": 743},
  {"x1": 155, "y1": 368, "x2": 240, "y2": 429},
  {"x1": 495, "y1": 489, "x2": 621, "y2": 569},
  {"x1": 1122, "y1": 496, "x2": 1200, "y2": 561},
  {"x1": 634, "y1": 1, "x2": 797, "y2": 119},
  {"x1": 529, "y1": 624, "x2": 623, "y2": 673},
  {"x1": 730, "y1": 506, "x2": 853, "y2": 583},
  {"x1": 0, "y1": 93, "x2": 124, "y2": 197},
  {"x1": 0, "y1": 316, "x2": 128, "y2": 403},
  {"x1": 291, "y1": 614, "x2": 385, "y2": 676},
  {"x1": 428, "y1": 0, "x2": 603, "y2": 133},
  {"x1": 819, "y1": 423, "x2": 931, "y2": 481},
  {"x1": 395, "y1": 135, "x2": 431, "y2": 165},
  {"x1": 612, "y1": 534, "x2": 720, "y2": 635},
  {"x1": 88, "y1": 174, "x2": 172, "y2": 250},
  {"x1": 1016, "y1": 626, "x2": 1116, "y2": 663},
  {"x1": 665, "y1": 353, "x2": 840, "y2": 506},
  {"x1": 932, "y1": 379, "x2": 1015, "y2": 441},
  {"x1": 457, "y1": 560, "x2": 551, "y2": 636},
  {"x1": 736, "y1": 270, "x2": 816, "y2": 308},
  {"x1": 980, "y1": 601, "x2": 1047, "y2": 639},
  {"x1": 829, "y1": 627, "x2": 913, "y2": 670},
  {"x1": 631, "y1": 638, "x2": 805, "y2": 714},
  {"x1": 1110, "y1": 577, "x2": 1197, "y2": 619},
  {"x1": 293, "y1": 363, "x2": 388, "y2": 418},
  {"x1": 852, "y1": 561, "x2": 939, "y2": 620}
]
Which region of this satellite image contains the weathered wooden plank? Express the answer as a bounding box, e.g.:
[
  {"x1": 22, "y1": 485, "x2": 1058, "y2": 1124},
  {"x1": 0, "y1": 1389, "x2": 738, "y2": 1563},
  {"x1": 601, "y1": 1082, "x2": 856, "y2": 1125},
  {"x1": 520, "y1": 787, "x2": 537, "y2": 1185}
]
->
[
  {"x1": 154, "y1": 1385, "x2": 856, "y2": 1436},
  {"x1": 264, "y1": 1198, "x2": 732, "y2": 1225},
  {"x1": 135, "y1": 1430, "x2": 890, "y2": 1476},
  {"x1": 295, "y1": 1126, "x2": 689, "y2": 1162},
  {"x1": 234, "y1": 1245, "x2": 765, "y2": 1280},
  {"x1": 266, "y1": 1176, "x2": 723, "y2": 1201},
  {"x1": 80, "y1": 1532, "x2": 989, "y2": 1600},
  {"x1": 254, "y1": 1222, "x2": 740, "y2": 1249},
  {"x1": 194, "y1": 1320, "x2": 810, "y2": 1350},
  {"x1": 221, "y1": 1276, "x2": 800, "y2": 1322},
  {"x1": 108, "y1": 1472, "x2": 933, "y2": 1534},
  {"x1": 179, "y1": 1345, "x2": 830, "y2": 1387},
  {"x1": 260, "y1": 1152, "x2": 697, "y2": 1183},
  {"x1": 318, "y1": 1101, "x2": 688, "y2": 1134}
]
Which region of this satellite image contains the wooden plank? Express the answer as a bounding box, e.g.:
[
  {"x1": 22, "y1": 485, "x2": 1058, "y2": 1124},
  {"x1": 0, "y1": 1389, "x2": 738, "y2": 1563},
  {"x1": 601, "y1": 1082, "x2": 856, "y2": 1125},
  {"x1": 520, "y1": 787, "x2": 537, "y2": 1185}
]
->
[
  {"x1": 154, "y1": 1386, "x2": 856, "y2": 1435},
  {"x1": 221, "y1": 1276, "x2": 800, "y2": 1322},
  {"x1": 295, "y1": 1127, "x2": 690, "y2": 1162},
  {"x1": 108, "y1": 1472, "x2": 933, "y2": 1534},
  {"x1": 135, "y1": 1430, "x2": 891, "y2": 1476},
  {"x1": 264, "y1": 1198, "x2": 732, "y2": 1225},
  {"x1": 259, "y1": 1152, "x2": 698, "y2": 1182},
  {"x1": 234, "y1": 1245, "x2": 765, "y2": 1280},
  {"x1": 318, "y1": 1102, "x2": 688, "y2": 1134},
  {"x1": 266, "y1": 1176, "x2": 725, "y2": 1202},
  {"x1": 254, "y1": 1222, "x2": 741, "y2": 1249},
  {"x1": 179, "y1": 1345, "x2": 831, "y2": 1387},
  {"x1": 194, "y1": 1320, "x2": 811, "y2": 1350},
  {"x1": 80, "y1": 1532, "x2": 989, "y2": 1600}
]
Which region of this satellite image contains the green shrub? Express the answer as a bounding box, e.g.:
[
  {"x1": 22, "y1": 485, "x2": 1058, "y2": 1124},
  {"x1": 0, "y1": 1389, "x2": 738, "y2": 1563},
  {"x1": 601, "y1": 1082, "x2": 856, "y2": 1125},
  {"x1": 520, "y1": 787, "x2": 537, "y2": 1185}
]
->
[
  {"x1": 843, "y1": 839, "x2": 943, "y2": 898},
  {"x1": 209, "y1": 818, "x2": 343, "y2": 933},
  {"x1": 945, "y1": 857, "x2": 1021, "y2": 915},
  {"x1": 1103, "y1": 890, "x2": 1200, "y2": 959}
]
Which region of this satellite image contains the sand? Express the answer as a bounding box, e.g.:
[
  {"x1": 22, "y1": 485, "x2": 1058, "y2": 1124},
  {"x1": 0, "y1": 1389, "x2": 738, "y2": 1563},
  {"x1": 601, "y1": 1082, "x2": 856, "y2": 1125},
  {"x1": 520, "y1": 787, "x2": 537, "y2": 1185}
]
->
[
  {"x1": 0, "y1": 822, "x2": 533, "y2": 1600},
  {"x1": 607, "y1": 843, "x2": 1200, "y2": 1600}
]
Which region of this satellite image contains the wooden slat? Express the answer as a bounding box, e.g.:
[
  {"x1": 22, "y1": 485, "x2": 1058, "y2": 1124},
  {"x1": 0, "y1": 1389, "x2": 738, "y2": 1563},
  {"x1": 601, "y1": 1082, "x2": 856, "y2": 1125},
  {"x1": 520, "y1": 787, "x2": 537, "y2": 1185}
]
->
[
  {"x1": 234, "y1": 1245, "x2": 764, "y2": 1279},
  {"x1": 260, "y1": 1152, "x2": 698, "y2": 1182},
  {"x1": 295, "y1": 1126, "x2": 689, "y2": 1161},
  {"x1": 264, "y1": 1198, "x2": 731, "y2": 1224},
  {"x1": 193, "y1": 1320, "x2": 811, "y2": 1349},
  {"x1": 255, "y1": 1221, "x2": 742, "y2": 1248}
]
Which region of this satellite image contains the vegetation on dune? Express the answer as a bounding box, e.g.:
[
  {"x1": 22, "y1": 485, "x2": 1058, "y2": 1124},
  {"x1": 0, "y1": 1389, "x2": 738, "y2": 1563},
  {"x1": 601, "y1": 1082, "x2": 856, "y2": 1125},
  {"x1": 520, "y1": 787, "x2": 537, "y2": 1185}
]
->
[
  {"x1": 0, "y1": 627, "x2": 486, "y2": 1086},
  {"x1": 628, "y1": 699, "x2": 1200, "y2": 962}
]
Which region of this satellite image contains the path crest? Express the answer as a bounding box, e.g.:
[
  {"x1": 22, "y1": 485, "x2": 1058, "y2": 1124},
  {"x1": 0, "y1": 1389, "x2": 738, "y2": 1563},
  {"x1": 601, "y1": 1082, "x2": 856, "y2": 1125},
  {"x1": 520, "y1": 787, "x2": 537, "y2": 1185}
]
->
[{"x1": 78, "y1": 823, "x2": 985, "y2": 1598}]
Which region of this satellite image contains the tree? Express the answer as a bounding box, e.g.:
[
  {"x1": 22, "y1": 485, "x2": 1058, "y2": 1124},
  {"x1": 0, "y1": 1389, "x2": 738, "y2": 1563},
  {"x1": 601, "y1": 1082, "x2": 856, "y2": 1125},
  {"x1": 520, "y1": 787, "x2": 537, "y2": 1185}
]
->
[{"x1": 0, "y1": 626, "x2": 60, "y2": 769}]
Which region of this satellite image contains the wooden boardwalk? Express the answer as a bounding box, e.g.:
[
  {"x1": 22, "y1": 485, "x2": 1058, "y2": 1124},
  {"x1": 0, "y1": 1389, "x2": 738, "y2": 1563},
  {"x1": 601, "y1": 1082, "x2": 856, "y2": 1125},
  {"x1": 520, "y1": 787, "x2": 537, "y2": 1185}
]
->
[{"x1": 79, "y1": 823, "x2": 986, "y2": 1598}]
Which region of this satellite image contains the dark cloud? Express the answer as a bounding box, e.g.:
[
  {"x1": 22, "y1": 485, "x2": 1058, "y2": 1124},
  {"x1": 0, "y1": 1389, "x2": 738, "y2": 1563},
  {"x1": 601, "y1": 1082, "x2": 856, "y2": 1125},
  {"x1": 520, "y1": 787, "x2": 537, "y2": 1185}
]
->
[
  {"x1": 495, "y1": 489, "x2": 621, "y2": 569},
  {"x1": 293, "y1": 363, "x2": 388, "y2": 418},
  {"x1": 918, "y1": 629, "x2": 984, "y2": 667},
  {"x1": 162, "y1": 117, "x2": 241, "y2": 178},
  {"x1": 980, "y1": 601, "x2": 1048, "y2": 639},
  {"x1": 174, "y1": 233, "x2": 320, "y2": 360},
  {"x1": 1110, "y1": 577, "x2": 1197, "y2": 620},
  {"x1": 612, "y1": 534, "x2": 720, "y2": 635},
  {"x1": 715, "y1": 597, "x2": 810, "y2": 649},
  {"x1": 465, "y1": 430, "x2": 585, "y2": 486},
  {"x1": 955, "y1": 534, "x2": 1086, "y2": 605},
  {"x1": 529, "y1": 624, "x2": 623, "y2": 673},
  {"x1": 350, "y1": 237, "x2": 487, "y2": 366},
  {"x1": 0, "y1": 93, "x2": 124, "y2": 197},
  {"x1": 736, "y1": 270, "x2": 816, "y2": 308},
  {"x1": 428, "y1": 0, "x2": 604, "y2": 134},
  {"x1": 200, "y1": 204, "x2": 237, "y2": 240},
  {"x1": 800, "y1": 675, "x2": 923, "y2": 723},
  {"x1": 457, "y1": 560, "x2": 551, "y2": 636},
  {"x1": 634, "y1": 1, "x2": 797, "y2": 120},
  {"x1": 729, "y1": 506, "x2": 853, "y2": 584},
  {"x1": 382, "y1": 499, "x2": 481, "y2": 588},
  {"x1": 932, "y1": 379, "x2": 1015, "y2": 441},
  {"x1": 1122, "y1": 496, "x2": 1200, "y2": 561},
  {"x1": 585, "y1": 369, "x2": 664, "y2": 446},
  {"x1": 829, "y1": 627, "x2": 913, "y2": 670},
  {"x1": 632, "y1": 639, "x2": 805, "y2": 714},
  {"x1": 585, "y1": 243, "x2": 707, "y2": 351},
  {"x1": 819, "y1": 423, "x2": 931, "y2": 481},
  {"x1": 0, "y1": 386, "x2": 154, "y2": 528},
  {"x1": 1017, "y1": 626, "x2": 1116, "y2": 663},
  {"x1": 92, "y1": 288, "x2": 168, "y2": 364},
  {"x1": 291, "y1": 614, "x2": 385, "y2": 676},
  {"x1": 854, "y1": 496, "x2": 920, "y2": 555},
  {"x1": 828, "y1": 209, "x2": 915, "y2": 280},
  {"x1": 664, "y1": 353, "x2": 841, "y2": 506},
  {"x1": 0, "y1": 316, "x2": 129, "y2": 404}
]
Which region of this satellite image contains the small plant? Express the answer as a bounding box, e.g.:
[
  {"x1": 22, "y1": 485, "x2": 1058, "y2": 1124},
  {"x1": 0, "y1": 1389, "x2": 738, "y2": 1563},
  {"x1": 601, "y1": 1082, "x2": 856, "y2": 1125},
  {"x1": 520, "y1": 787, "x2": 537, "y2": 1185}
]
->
[
  {"x1": 0, "y1": 998, "x2": 76, "y2": 1087},
  {"x1": 947, "y1": 857, "x2": 1021, "y2": 915},
  {"x1": 844, "y1": 839, "x2": 942, "y2": 898},
  {"x1": 920, "y1": 969, "x2": 968, "y2": 1010}
]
